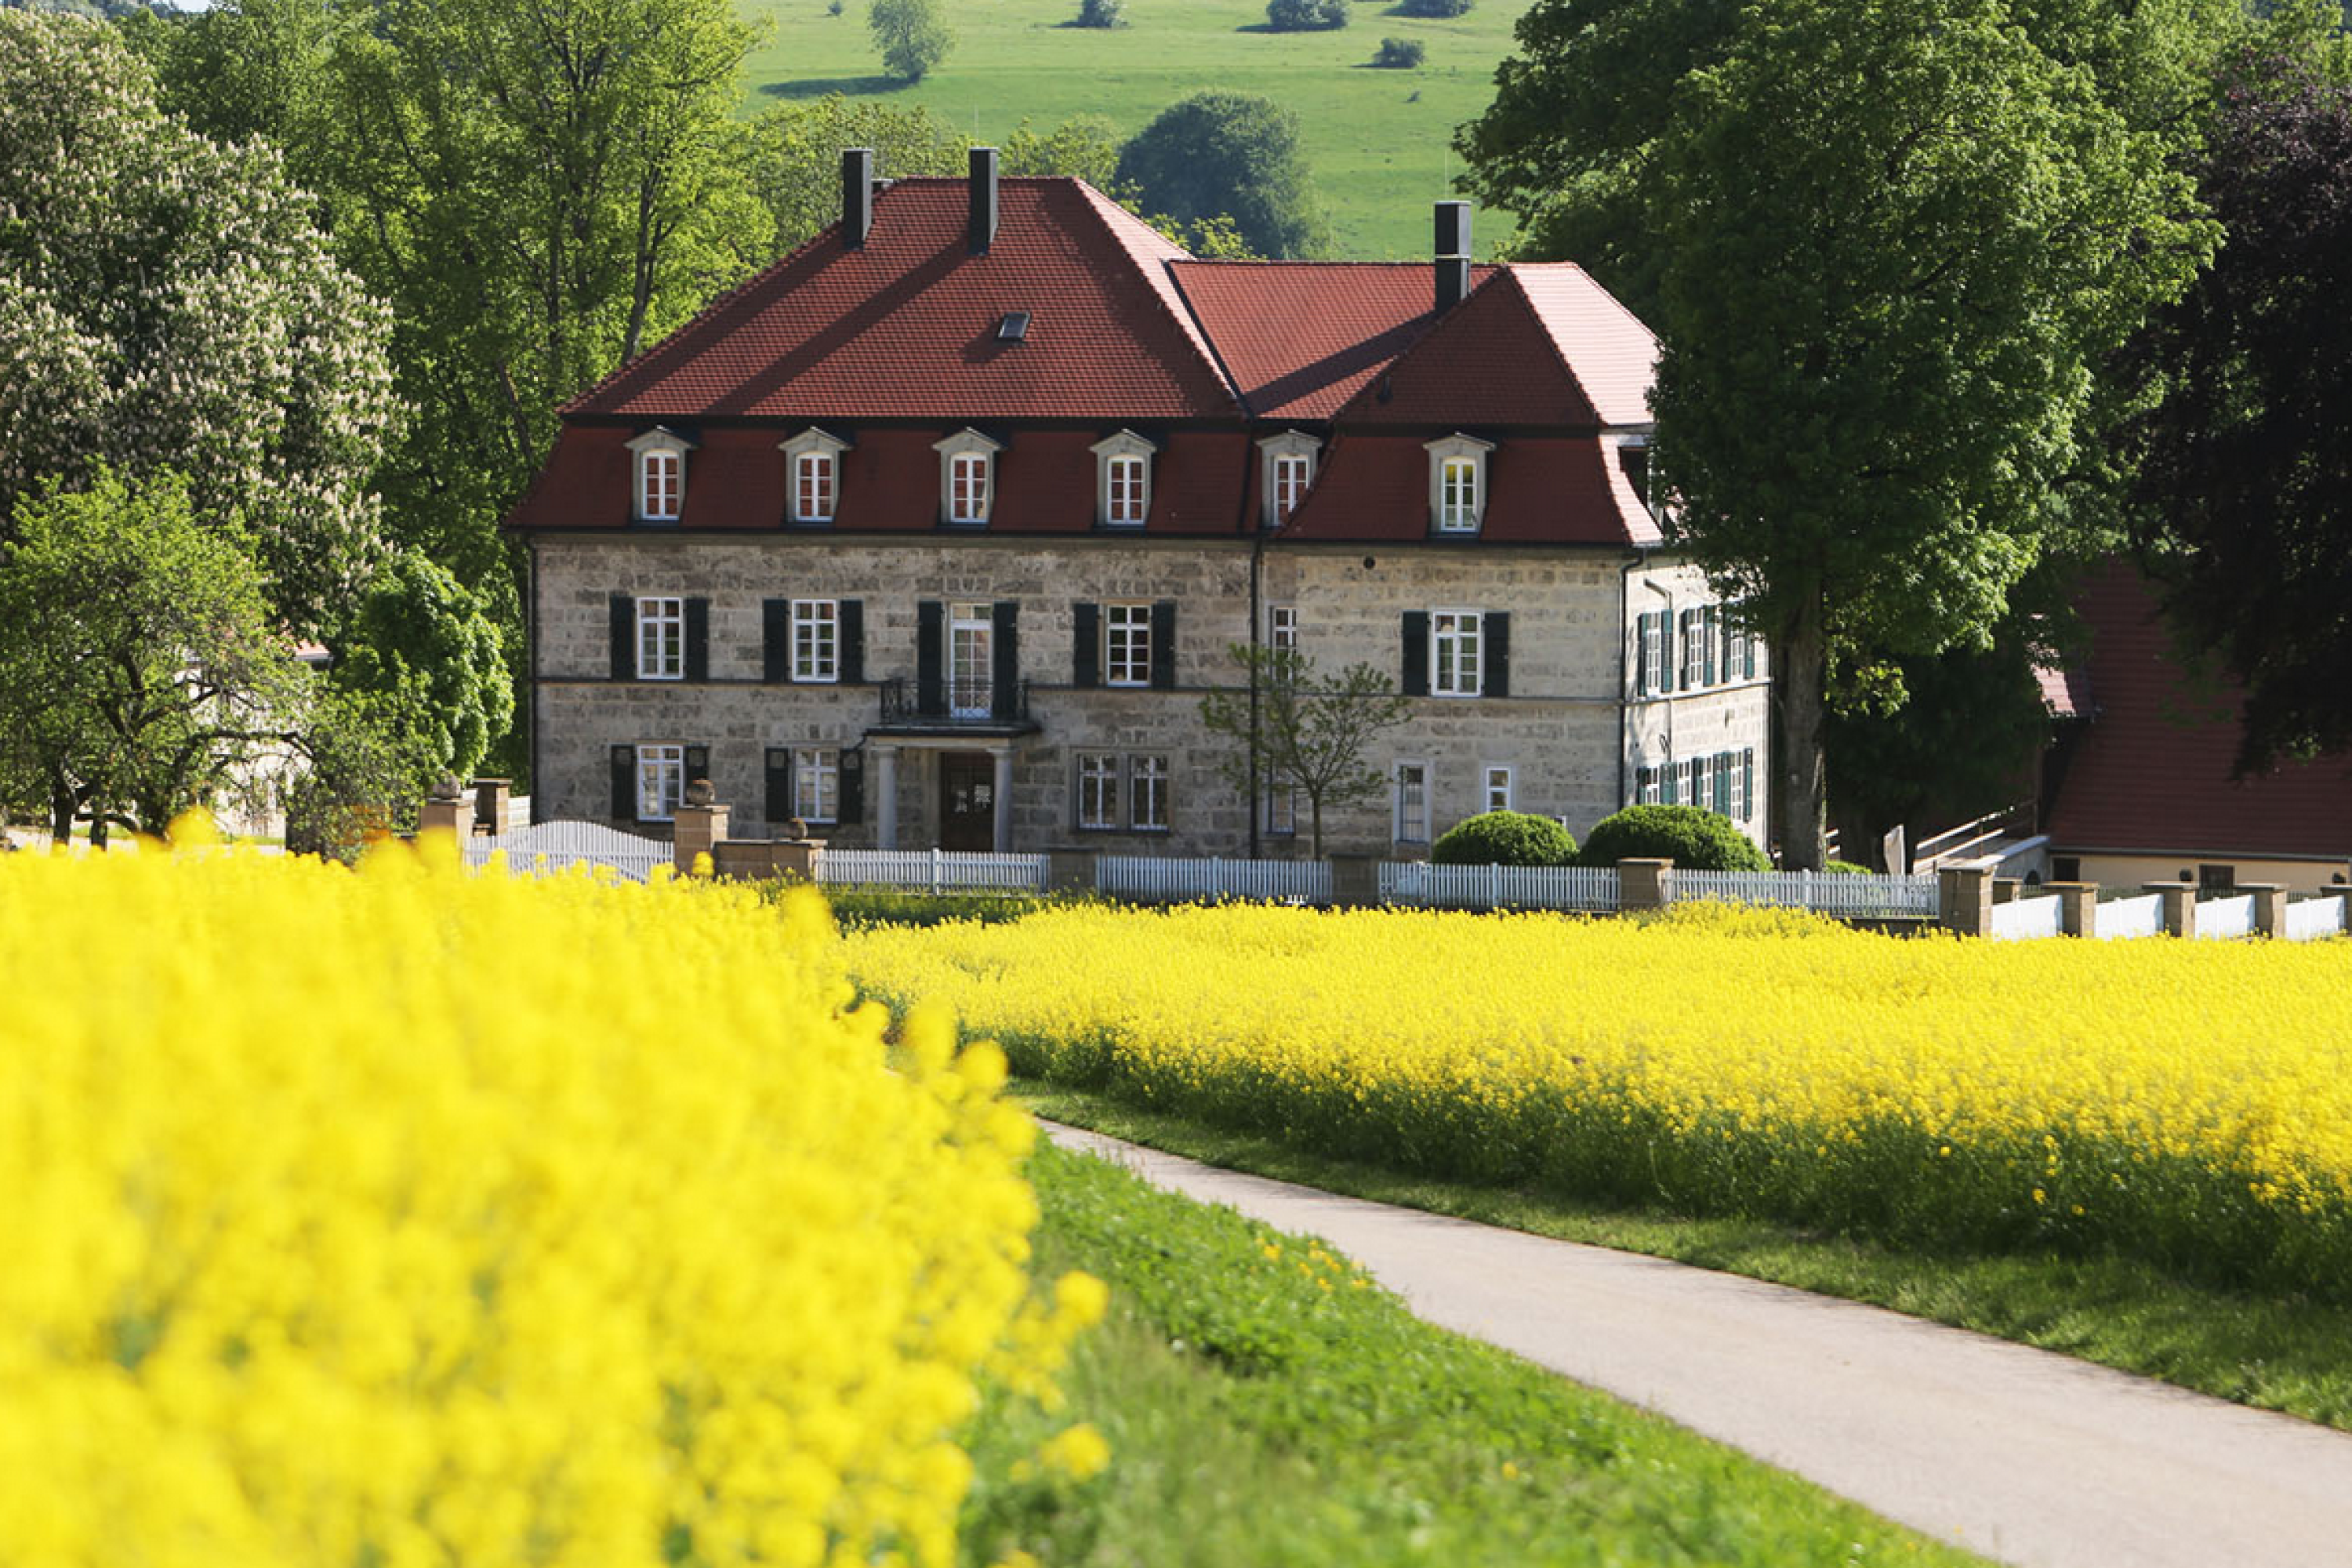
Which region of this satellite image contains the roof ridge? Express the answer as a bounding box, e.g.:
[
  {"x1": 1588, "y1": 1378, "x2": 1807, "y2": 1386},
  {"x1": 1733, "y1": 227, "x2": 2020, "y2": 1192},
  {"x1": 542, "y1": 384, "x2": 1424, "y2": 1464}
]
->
[
  {"x1": 1494, "y1": 268, "x2": 1599, "y2": 429},
  {"x1": 1063, "y1": 180, "x2": 1241, "y2": 409},
  {"x1": 1508, "y1": 260, "x2": 1659, "y2": 354}
]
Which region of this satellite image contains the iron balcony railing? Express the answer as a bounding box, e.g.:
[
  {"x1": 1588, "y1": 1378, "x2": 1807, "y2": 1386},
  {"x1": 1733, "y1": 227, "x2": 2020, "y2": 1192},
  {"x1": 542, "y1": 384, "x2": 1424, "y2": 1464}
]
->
[{"x1": 876, "y1": 676, "x2": 1033, "y2": 726}]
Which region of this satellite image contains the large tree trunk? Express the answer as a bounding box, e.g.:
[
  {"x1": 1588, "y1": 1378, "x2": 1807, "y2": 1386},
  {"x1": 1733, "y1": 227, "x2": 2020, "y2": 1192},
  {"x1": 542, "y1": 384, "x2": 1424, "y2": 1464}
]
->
[
  {"x1": 1774, "y1": 589, "x2": 1830, "y2": 872},
  {"x1": 48, "y1": 772, "x2": 76, "y2": 849}
]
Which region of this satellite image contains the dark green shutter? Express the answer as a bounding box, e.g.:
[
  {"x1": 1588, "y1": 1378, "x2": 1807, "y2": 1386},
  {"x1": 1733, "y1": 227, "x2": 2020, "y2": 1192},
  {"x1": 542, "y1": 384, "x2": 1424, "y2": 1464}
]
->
[
  {"x1": 1149, "y1": 601, "x2": 1177, "y2": 690},
  {"x1": 1742, "y1": 749, "x2": 1755, "y2": 818},
  {"x1": 839, "y1": 749, "x2": 864, "y2": 825},
  {"x1": 1401, "y1": 611, "x2": 1429, "y2": 696},
  {"x1": 840, "y1": 600, "x2": 864, "y2": 684},
  {"x1": 992, "y1": 601, "x2": 1020, "y2": 717},
  {"x1": 1486, "y1": 612, "x2": 1510, "y2": 698},
  {"x1": 763, "y1": 600, "x2": 789, "y2": 683},
  {"x1": 1073, "y1": 602, "x2": 1099, "y2": 688},
  {"x1": 1634, "y1": 612, "x2": 1650, "y2": 695},
  {"x1": 1744, "y1": 625, "x2": 1757, "y2": 681},
  {"x1": 610, "y1": 595, "x2": 633, "y2": 681},
  {"x1": 684, "y1": 598, "x2": 709, "y2": 682},
  {"x1": 611, "y1": 744, "x2": 634, "y2": 820},
  {"x1": 1703, "y1": 608, "x2": 1718, "y2": 686},
  {"x1": 916, "y1": 601, "x2": 943, "y2": 713},
  {"x1": 1662, "y1": 759, "x2": 1678, "y2": 805},
  {"x1": 766, "y1": 747, "x2": 793, "y2": 822},
  {"x1": 683, "y1": 745, "x2": 710, "y2": 786}
]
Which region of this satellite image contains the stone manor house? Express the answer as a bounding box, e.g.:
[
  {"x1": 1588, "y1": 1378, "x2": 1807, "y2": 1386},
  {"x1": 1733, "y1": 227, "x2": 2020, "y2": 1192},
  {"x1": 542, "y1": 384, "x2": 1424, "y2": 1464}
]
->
[{"x1": 508, "y1": 151, "x2": 1770, "y2": 856}]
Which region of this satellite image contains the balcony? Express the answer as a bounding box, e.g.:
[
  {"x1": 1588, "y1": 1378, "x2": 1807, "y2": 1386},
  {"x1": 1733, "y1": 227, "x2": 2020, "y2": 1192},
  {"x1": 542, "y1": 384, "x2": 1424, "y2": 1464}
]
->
[{"x1": 872, "y1": 676, "x2": 1039, "y2": 736}]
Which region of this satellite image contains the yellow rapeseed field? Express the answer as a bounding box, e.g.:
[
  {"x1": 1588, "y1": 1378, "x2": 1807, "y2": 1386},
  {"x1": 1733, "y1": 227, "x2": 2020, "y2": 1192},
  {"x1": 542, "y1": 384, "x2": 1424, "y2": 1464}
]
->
[
  {"x1": 844, "y1": 901, "x2": 2352, "y2": 1298},
  {"x1": 0, "y1": 825, "x2": 1100, "y2": 1568}
]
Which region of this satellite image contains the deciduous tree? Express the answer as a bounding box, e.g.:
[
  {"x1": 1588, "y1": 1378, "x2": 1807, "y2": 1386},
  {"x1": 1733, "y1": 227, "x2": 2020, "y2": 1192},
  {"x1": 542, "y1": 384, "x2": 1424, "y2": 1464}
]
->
[
  {"x1": 869, "y1": 0, "x2": 950, "y2": 81},
  {"x1": 1200, "y1": 645, "x2": 1410, "y2": 857},
  {"x1": 1117, "y1": 92, "x2": 1327, "y2": 258}
]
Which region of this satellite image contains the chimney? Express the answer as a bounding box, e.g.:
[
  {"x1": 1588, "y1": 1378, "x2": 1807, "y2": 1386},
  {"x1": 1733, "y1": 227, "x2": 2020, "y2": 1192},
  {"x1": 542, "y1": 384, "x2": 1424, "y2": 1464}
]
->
[
  {"x1": 968, "y1": 146, "x2": 999, "y2": 255},
  {"x1": 1434, "y1": 199, "x2": 1471, "y2": 314},
  {"x1": 842, "y1": 147, "x2": 874, "y2": 249}
]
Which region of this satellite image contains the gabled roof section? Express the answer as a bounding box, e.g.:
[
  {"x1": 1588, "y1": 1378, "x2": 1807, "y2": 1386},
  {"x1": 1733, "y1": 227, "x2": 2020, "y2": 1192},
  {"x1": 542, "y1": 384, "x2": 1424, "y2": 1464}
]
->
[
  {"x1": 565, "y1": 179, "x2": 1236, "y2": 422},
  {"x1": 1167, "y1": 262, "x2": 1500, "y2": 420},
  {"x1": 1331, "y1": 266, "x2": 1655, "y2": 430}
]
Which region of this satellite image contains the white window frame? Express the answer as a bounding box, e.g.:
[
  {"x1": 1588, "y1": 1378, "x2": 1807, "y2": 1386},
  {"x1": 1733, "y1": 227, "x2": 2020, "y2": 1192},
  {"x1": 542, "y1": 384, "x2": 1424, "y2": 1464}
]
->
[
  {"x1": 636, "y1": 596, "x2": 684, "y2": 681},
  {"x1": 1076, "y1": 752, "x2": 1121, "y2": 831},
  {"x1": 1090, "y1": 430, "x2": 1156, "y2": 528},
  {"x1": 1636, "y1": 764, "x2": 1663, "y2": 806},
  {"x1": 791, "y1": 598, "x2": 839, "y2": 684},
  {"x1": 1680, "y1": 607, "x2": 1710, "y2": 689},
  {"x1": 637, "y1": 743, "x2": 684, "y2": 822},
  {"x1": 933, "y1": 427, "x2": 1004, "y2": 526},
  {"x1": 1257, "y1": 430, "x2": 1319, "y2": 528},
  {"x1": 1483, "y1": 764, "x2": 1513, "y2": 815},
  {"x1": 1131, "y1": 754, "x2": 1171, "y2": 833},
  {"x1": 1425, "y1": 433, "x2": 1494, "y2": 535},
  {"x1": 1104, "y1": 601, "x2": 1152, "y2": 688},
  {"x1": 793, "y1": 746, "x2": 840, "y2": 825},
  {"x1": 1265, "y1": 781, "x2": 1298, "y2": 837},
  {"x1": 1267, "y1": 604, "x2": 1298, "y2": 652},
  {"x1": 780, "y1": 426, "x2": 850, "y2": 524},
  {"x1": 1430, "y1": 608, "x2": 1483, "y2": 698},
  {"x1": 626, "y1": 427, "x2": 695, "y2": 523},
  {"x1": 1394, "y1": 760, "x2": 1432, "y2": 844}
]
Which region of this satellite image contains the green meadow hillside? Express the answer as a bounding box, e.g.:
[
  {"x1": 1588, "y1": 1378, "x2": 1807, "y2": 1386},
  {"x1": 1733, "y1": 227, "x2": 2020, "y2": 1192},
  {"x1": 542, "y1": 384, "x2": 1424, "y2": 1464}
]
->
[{"x1": 739, "y1": 0, "x2": 1536, "y2": 259}]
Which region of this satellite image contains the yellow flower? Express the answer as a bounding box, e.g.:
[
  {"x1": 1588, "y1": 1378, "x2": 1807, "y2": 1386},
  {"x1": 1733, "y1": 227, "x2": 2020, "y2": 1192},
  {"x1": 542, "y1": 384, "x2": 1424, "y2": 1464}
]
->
[{"x1": 1036, "y1": 1422, "x2": 1112, "y2": 1482}]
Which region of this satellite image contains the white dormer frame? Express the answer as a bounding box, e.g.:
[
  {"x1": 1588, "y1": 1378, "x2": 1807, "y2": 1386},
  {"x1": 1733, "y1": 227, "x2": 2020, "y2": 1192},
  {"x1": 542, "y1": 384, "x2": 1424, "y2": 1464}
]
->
[
  {"x1": 1090, "y1": 429, "x2": 1157, "y2": 528},
  {"x1": 932, "y1": 427, "x2": 1005, "y2": 525},
  {"x1": 1425, "y1": 433, "x2": 1495, "y2": 535},
  {"x1": 1257, "y1": 430, "x2": 1320, "y2": 529},
  {"x1": 780, "y1": 426, "x2": 851, "y2": 524},
  {"x1": 627, "y1": 426, "x2": 696, "y2": 523}
]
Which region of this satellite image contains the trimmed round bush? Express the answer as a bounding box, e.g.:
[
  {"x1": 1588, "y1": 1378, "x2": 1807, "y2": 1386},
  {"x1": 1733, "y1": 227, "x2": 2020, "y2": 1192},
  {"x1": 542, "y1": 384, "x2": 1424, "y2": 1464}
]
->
[
  {"x1": 1577, "y1": 804, "x2": 1771, "y2": 871},
  {"x1": 1372, "y1": 35, "x2": 1425, "y2": 67},
  {"x1": 1429, "y1": 810, "x2": 1577, "y2": 866},
  {"x1": 1266, "y1": 0, "x2": 1348, "y2": 30}
]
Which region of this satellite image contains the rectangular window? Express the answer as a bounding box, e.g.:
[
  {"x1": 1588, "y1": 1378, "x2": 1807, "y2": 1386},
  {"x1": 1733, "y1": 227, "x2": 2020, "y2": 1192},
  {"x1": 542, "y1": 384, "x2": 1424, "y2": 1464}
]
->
[
  {"x1": 949, "y1": 452, "x2": 990, "y2": 524},
  {"x1": 1106, "y1": 455, "x2": 1148, "y2": 525},
  {"x1": 1131, "y1": 755, "x2": 1170, "y2": 832},
  {"x1": 641, "y1": 451, "x2": 681, "y2": 521},
  {"x1": 1431, "y1": 610, "x2": 1483, "y2": 697},
  {"x1": 1636, "y1": 764, "x2": 1661, "y2": 806},
  {"x1": 1437, "y1": 456, "x2": 1480, "y2": 532},
  {"x1": 1104, "y1": 602, "x2": 1152, "y2": 688},
  {"x1": 1639, "y1": 612, "x2": 1666, "y2": 696},
  {"x1": 1725, "y1": 618, "x2": 1748, "y2": 684},
  {"x1": 1712, "y1": 752, "x2": 1734, "y2": 816},
  {"x1": 793, "y1": 452, "x2": 835, "y2": 524},
  {"x1": 1271, "y1": 454, "x2": 1310, "y2": 525},
  {"x1": 1268, "y1": 604, "x2": 1298, "y2": 652},
  {"x1": 1395, "y1": 761, "x2": 1431, "y2": 843},
  {"x1": 1483, "y1": 764, "x2": 1513, "y2": 815},
  {"x1": 1680, "y1": 608, "x2": 1709, "y2": 689},
  {"x1": 636, "y1": 597, "x2": 684, "y2": 681},
  {"x1": 637, "y1": 743, "x2": 684, "y2": 822},
  {"x1": 1076, "y1": 753, "x2": 1121, "y2": 830},
  {"x1": 791, "y1": 598, "x2": 838, "y2": 683},
  {"x1": 1265, "y1": 782, "x2": 1298, "y2": 837},
  {"x1": 793, "y1": 746, "x2": 840, "y2": 824}
]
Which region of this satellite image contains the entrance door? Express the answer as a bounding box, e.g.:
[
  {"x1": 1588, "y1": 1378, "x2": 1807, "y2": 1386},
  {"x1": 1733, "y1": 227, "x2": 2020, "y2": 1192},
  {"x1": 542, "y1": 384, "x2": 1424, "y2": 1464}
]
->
[
  {"x1": 938, "y1": 752, "x2": 995, "y2": 851},
  {"x1": 949, "y1": 602, "x2": 993, "y2": 718}
]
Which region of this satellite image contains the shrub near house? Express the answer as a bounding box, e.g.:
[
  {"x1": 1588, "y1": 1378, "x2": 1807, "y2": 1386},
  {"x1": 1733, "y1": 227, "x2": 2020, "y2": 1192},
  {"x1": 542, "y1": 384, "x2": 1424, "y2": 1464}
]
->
[{"x1": 1580, "y1": 804, "x2": 1772, "y2": 871}]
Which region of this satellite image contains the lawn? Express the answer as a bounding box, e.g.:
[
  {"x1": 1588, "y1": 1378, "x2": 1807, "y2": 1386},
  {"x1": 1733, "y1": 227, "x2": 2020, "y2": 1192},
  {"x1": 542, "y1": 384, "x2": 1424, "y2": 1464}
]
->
[
  {"x1": 738, "y1": 0, "x2": 1537, "y2": 259},
  {"x1": 960, "y1": 1139, "x2": 1995, "y2": 1566}
]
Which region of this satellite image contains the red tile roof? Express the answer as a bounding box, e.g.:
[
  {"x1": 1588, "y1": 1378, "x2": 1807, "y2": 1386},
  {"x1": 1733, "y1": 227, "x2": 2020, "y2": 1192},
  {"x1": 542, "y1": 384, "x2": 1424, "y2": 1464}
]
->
[
  {"x1": 1280, "y1": 434, "x2": 1661, "y2": 546},
  {"x1": 1509, "y1": 264, "x2": 1659, "y2": 429},
  {"x1": 2044, "y1": 561, "x2": 2352, "y2": 858},
  {"x1": 1167, "y1": 262, "x2": 1497, "y2": 419},
  {"x1": 566, "y1": 179, "x2": 1236, "y2": 421}
]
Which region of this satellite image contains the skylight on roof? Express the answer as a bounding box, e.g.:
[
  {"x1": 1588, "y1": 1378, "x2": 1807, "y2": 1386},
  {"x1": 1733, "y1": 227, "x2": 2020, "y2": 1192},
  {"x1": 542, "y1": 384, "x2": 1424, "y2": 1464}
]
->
[{"x1": 997, "y1": 311, "x2": 1031, "y2": 342}]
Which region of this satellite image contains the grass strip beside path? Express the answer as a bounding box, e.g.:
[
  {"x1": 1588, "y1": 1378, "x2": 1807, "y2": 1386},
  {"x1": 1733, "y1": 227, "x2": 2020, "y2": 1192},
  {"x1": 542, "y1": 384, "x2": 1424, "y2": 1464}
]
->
[
  {"x1": 960, "y1": 1141, "x2": 1994, "y2": 1568},
  {"x1": 1014, "y1": 1083, "x2": 2352, "y2": 1436}
]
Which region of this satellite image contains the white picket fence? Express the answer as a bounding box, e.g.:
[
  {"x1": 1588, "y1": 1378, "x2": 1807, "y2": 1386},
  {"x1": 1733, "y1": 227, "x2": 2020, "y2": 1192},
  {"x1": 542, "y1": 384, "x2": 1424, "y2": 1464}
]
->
[
  {"x1": 1673, "y1": 869, "x2": 1939, "y2": 919},
  {"x1": 1991, "y1": 894, "x2": 2065, "y2": 942},
  {"x1": 1380, "y1": 862, "x2": 1624, "y2": 913},
  {"x1": 1987, "y1": 887, "x2": 2351, "y2": 942},
  {"x1": 2285, "y1": 894, "x2": 2350, "y2": 942},
  {"x1": 2097, "y1": 892, "x2": 2166, "y2": 941},
  {"x1": 1098, "y1": 855, "x2": 1332, "y2": 903},
  {"x1": 463, "y1": 820, "x2": 670, "y2": 884},
  {"x1": 2194, "y1": 893, "x2": 2257, "y2": 942},
  {"x1": 818, "y1": 848, "x2": 1050, "y2": 893}
]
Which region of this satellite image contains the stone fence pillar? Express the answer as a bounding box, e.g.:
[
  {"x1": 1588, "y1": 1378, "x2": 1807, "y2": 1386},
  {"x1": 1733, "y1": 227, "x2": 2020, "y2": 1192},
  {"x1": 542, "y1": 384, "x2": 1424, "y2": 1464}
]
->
[
  {"x1": 2049, "y1": 881, "x2": 2098, "y2": 938},
  {"x1": 2150, "y1": 882, "x2": 2198, "y2": 939},
  {"x1": 472, "y1": 778, "x2": 513, "y2": 836},
  {"x1": 419, "y1": 776, "x2": 467, "y2": 838},
  {"x1": 2245, "y1": 884, "x2": 2289, "y2": 938},
  {"x1": 673, "y1": 788, "x2": 728, "y2": 876},
  {"x1": 1939, "y1": 863, "x2": 1994, "y2": 938},
  {"x1": 1327, "y1": 853, "x2": 1379, "y2": 909},
  {"x1": 1617, "y1": 858, "x2": 1673, "y2": 911}
]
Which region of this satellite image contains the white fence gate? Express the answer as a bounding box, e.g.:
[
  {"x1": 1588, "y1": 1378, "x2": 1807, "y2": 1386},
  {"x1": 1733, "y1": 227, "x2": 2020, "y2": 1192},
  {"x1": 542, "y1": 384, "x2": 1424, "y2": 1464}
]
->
[
  {"x1": 1991, "y1": 895, "x2": 2065, "y2": 942},
  {"x1": 2285, "y1": 895, "x2": 2349, "y2": 942},
  {"x1": 1673, "y1": 869, "x2": 1938, "y2": 919},
  {"x1": 463, "y1": 821, "x2": 670, "y2": 884},
  {"x1": 2097, "y1": 893, "x2": 2165, "y2": 941}
]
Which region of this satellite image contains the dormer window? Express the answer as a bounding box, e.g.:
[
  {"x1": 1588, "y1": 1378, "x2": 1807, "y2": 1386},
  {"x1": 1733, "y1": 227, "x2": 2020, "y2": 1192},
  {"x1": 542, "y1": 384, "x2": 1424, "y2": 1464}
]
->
[
  {"x1": 1425, "y1": 433, "x2": 1494, "y2": 535},
  {"x1": 780, "y1": 426, "x2": 851, "y2": 525},
  {"x1": 1256, "y1": 430, "x2": 1319, "y2": 529},
  {"x1": 1090, "y1": 430, "x2": 1156, "y2": 528},
  {"x1": 933, "y1": 428, "x2": 1004, "y2": 526},
  {"x1": 626, "y1": 427, "x2": 695, "y2": 524}
]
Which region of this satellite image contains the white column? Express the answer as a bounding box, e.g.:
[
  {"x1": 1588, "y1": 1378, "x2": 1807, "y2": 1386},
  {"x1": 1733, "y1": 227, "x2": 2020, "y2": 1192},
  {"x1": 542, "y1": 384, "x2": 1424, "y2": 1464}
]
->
[
  {"x1": 991, "y1": 746, "x2": 1014, "y2": 852},
  {"x1": 875, "y1": 746, "x2": 899, "y2": 850}
]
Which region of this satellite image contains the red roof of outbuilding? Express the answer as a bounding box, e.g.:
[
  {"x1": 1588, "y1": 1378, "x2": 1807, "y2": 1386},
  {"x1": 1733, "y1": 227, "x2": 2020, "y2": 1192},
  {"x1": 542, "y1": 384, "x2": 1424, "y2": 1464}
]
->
[
  {"x1": 566, "y1": 179, "x2": 1236, "y2": 422},
  {"x1": 1168, "y1": 262, "x2": 1497, "y2": 420},
  {"x1": 2044, "y1": 561, "x2": 2352, "y2": 858}
]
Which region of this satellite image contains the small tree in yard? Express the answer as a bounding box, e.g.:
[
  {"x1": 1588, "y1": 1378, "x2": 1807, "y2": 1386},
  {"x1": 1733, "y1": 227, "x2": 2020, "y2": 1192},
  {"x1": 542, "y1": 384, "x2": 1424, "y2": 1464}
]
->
[
  {"x1": 870, "y1": 0, "x2": 951, "y2": 81},
  {"x1": 1200, "y1": 644, "x2": 1411, "y2": 858}
]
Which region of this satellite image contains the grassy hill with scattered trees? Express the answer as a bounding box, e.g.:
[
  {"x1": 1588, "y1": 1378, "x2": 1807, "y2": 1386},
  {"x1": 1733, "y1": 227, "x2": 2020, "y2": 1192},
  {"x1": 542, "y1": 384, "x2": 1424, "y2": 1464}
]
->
[{"x1": 738, "y1": 0, "x2": 1535, "y2": 258}]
